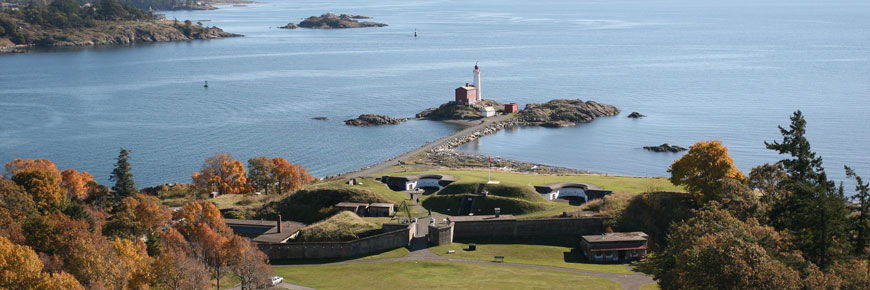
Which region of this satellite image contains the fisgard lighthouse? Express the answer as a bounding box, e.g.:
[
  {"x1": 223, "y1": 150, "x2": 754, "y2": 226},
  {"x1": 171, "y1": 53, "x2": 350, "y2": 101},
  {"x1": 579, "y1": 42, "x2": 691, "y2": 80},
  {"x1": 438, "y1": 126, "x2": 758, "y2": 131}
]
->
[
  {"x1": 472, "y1": 63, "x2": 481, "y2": 101},
  {"x1": 455, "y1": 63, "x2": 482, "y2": 105}
]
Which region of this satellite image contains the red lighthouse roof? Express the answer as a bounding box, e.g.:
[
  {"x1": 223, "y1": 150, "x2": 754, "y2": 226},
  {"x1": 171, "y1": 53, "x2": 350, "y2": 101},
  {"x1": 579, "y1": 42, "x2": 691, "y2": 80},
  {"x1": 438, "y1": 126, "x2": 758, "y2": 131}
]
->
[{"x1": 474, "y1": 64, "x2": 479, "y2": 70}]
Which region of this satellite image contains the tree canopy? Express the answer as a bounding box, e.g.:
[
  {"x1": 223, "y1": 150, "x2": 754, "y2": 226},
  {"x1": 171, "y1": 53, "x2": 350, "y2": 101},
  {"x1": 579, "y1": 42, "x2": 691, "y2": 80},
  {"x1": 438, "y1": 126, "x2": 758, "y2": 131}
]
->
[{"x1": 668, "y1": 140, "x2": 745, "y2": 203}]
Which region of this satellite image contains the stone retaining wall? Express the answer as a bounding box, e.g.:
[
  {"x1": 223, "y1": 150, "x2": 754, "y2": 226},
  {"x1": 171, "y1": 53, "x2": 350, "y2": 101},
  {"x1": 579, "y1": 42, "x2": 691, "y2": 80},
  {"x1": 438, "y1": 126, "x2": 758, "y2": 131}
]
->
[
  {"x1": 258, "y1": 222, "x2": 415, "y2": 260},
  {"x1": 451, "y1": 217, "x2": 608, "y2": 245}
]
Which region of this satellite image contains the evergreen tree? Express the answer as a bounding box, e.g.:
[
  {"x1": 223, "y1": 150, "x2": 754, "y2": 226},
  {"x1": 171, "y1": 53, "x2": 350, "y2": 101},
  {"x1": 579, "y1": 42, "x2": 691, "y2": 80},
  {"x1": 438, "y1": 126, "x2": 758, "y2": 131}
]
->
[
  {"x1": 846, "y1": 166, "x2": 870, "y2": 258},
  {"x1": 110, "y1": 148, "x2": 137, "y2": 200},
  {"x1": 764, "y1": 110, "x2": 850, "y2": 268}
]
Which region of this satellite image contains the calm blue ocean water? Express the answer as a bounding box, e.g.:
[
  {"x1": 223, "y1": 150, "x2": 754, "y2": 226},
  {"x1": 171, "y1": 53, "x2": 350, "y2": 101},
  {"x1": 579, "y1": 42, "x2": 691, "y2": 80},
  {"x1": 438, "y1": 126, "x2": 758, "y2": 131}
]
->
[{"x1": 1, "y1": 0, "x2": 869, "y2": 186}]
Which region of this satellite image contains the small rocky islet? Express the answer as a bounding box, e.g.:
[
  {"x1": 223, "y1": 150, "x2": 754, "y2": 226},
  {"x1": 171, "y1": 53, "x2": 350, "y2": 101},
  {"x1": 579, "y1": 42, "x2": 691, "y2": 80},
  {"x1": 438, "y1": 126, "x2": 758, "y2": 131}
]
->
[
  {"x1": 643, "y1": 143, "x2": 688, "y2": 153},
  {"x1": 344, "y1": 114, "x2": 408, "y2": 126},
  {"x1": 280, "y1": 13, "x2": 387, "y2": 29}
]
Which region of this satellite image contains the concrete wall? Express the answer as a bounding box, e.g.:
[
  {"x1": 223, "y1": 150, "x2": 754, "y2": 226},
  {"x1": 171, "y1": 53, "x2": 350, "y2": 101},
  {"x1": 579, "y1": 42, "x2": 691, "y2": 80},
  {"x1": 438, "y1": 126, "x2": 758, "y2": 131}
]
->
[
  {"x1": 259, "y1": 222, "x2": 415, "y2": 260},
  {"x1": 428, "y1": 222, "x2": 454, "y2": 246},
  {"x1": 451, "y1": 217, "x2": 607, "y2": 244}
]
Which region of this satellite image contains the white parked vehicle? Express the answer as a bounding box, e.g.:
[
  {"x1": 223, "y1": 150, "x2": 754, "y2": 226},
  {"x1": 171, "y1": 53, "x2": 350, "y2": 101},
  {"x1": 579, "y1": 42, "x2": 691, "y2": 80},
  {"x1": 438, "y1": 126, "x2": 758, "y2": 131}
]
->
[{"x1": 270, "y1": 276, "x2": 283, "y2": 286}]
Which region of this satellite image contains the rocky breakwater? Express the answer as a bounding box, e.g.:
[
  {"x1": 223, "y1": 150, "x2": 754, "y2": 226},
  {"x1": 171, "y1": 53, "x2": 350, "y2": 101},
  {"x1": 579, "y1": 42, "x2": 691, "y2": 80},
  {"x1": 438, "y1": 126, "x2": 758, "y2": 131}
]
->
[
  {"x1": 431, "y1": 117, "x2": 522, "y2": 152},
  {"x1": 344, "y1": 114, "x2": 408, "y2": 126},
  {"x1": 282, "y1": 13, "x2": 387, "y2": 29},
  {"x1": 520, "y1": 99, "x2": 620, "y2": 127},
  {"x1": 644, "y1": 143, "x2": 687, "y2": 153}
]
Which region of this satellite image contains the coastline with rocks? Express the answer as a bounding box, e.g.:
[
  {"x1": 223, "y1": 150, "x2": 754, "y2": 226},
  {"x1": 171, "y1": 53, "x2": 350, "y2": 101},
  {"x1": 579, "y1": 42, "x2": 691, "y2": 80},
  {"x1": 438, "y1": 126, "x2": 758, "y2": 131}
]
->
[{"x1": 335, "y1": 98, "x2": 623, "y2": 179}]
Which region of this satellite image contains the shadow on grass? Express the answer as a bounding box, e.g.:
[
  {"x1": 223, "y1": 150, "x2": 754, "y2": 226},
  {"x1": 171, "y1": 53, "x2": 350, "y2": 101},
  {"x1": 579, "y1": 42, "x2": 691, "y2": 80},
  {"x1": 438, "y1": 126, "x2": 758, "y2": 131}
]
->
[
  {"x1": 562, "y1": 248, "x2": 586, "y2": 263},
  {"x1": 269, "y1": 247, "x2": 405, "y2": 265}
]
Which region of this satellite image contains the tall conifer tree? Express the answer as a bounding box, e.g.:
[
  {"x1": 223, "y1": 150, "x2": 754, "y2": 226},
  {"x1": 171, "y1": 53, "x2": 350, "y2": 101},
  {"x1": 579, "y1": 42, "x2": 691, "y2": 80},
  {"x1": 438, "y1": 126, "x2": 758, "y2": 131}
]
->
[
  {"x1": 764, "y1": 110, "x2": 850, "y2": 268},
  {"x1": 110, "y1": 148, "x2": 136, "y2": 200}
]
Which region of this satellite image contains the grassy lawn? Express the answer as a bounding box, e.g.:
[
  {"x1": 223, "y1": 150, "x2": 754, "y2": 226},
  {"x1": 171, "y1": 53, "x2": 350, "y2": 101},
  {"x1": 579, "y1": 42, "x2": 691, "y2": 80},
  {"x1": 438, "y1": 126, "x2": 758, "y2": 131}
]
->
[
  {"x1": 390, "y1": 170, "x2": 681, "y2": 195},
  {"x1": 273, "y1": 260, "x2": 620, "y2": 290},
  {"x1": 430, "y1": 243, "x2": 633, "y2": 274},
  {"x1": 640, "y1": 283, "x2": 661, "y2": 290}
]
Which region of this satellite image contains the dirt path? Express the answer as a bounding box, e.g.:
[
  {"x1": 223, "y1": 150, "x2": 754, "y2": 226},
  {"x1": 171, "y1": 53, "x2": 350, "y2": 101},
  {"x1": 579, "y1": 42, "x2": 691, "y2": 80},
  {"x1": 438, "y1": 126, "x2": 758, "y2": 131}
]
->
[{"x1": 339, "y1": 115, "x2": 512, "y2": 179}]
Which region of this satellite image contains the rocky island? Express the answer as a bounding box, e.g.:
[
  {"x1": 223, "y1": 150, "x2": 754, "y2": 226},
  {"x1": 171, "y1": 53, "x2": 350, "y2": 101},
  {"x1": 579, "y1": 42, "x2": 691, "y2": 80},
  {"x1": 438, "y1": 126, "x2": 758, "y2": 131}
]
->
[
  {"x1": 344, "y1": 114, "x2": 408, "y2": 126},
  {"x1": 280, "y1": 13, "x2": 387, "y2": 29},
  {"x1": 644, "y1": 143, "x2": 688, "y2": 153},
  {"x1": 628, "y1": 112, "x2": 646, "y2": 118},
  {"x1": 0, "y1": 0, "x2": 240, "y2": 53},
  {"x1": 416, "y1": 99, "x2": 503, "y2": 120},
  {"x1": 519, "y1": 99, "x2": 620, "y2": 127}
]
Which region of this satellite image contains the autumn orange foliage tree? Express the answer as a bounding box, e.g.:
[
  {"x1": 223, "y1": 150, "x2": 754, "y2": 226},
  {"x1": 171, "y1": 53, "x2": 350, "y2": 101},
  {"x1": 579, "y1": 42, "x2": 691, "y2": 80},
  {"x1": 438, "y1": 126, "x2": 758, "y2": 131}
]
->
[
  {"x1": 103, "y1": 194, "x2": 171, "y2": 239},
  {"x1": 5, "y1": 158, "x2": 61, "y2": 181},
  {"x1": 11, "y1": 168, "x2": 66, "y2": 213},
  {"x1": 61, "y1": 169, "x2": 94, "y2": 200},
  {"x1": 0, "y1": 236, "x2": 84, "y2": 290},
  {"x1": 668, "y1": 140, "x2": 746, "y2": 203},
  {"x1": 192, "y1": 153, "x2": 248, "y2": 195},
  {"x1": 271, "y1": 157, "x2": 314, "y2": 193},
  {"x1": 2, "y1": 157, "x2": 273, "y2": 289}
]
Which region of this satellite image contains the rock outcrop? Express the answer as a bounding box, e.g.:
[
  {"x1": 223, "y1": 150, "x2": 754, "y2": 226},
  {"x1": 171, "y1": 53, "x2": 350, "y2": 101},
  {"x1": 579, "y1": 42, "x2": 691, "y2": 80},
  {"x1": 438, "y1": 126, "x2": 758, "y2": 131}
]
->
[
  {"x1": 344, "y1": 114, "x2": 407, "y2": 126},
  {"x1": 644, "y1": 143, "x2": 688, "y2": 153},
  {"x1": 312, "y1": 116, "x2": 329, "y2": 120},
  {"x1": 520, "y1": 99, "x2": 620, "y2": 126},
  {"x1": 627, "y1": 112, "x2": 646, "y2": 118},
  {"x1": 279, "y1": 23, "x2": 298, "y2": 29},
  {"x1": 1, "y1": 19, "x2": 241, "y2": 52},
  {"x1": 295, "y1": 13, "x2": 387, "y2": 29},
  {"x1": 417, "y1": 99, "x2": 503, "y2": 120}
]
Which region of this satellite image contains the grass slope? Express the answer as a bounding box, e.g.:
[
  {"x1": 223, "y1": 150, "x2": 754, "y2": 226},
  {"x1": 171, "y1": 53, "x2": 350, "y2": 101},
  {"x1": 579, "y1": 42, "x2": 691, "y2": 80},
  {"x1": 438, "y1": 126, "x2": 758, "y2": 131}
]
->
[
  {"x1": 393, "y1": 170, "x2": 681, "y2": 194},
  {"x1": 273, "y1": 260, "x2": 620, "y2": 290},
  {"x1": 257, "y1": 187, "x2": 390, "y2": 223},
  {"x1": 430, "y1": 243, "x2": 633, "y2": 274},
  {"x1": 296, "y1": 211, "x2": 380, "y2": 242}
]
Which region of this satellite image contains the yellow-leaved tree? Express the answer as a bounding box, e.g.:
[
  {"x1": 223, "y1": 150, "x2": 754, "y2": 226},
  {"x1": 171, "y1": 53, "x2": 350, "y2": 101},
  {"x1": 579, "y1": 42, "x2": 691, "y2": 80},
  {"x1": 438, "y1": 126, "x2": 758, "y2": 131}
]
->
[
  {"x1": 192, "y1": 153, "x2": 248, "y2": 196},
  {"x1": 668, "y1": 140, "x2": 745, "y2": 203}
]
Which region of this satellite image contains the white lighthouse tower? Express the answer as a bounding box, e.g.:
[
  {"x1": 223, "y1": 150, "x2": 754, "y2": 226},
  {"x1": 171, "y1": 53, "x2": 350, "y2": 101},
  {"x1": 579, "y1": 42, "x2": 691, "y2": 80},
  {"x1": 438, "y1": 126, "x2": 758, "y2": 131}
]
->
[{"x1": 472, "y1": 63, "x2": 482, "y2": 103}]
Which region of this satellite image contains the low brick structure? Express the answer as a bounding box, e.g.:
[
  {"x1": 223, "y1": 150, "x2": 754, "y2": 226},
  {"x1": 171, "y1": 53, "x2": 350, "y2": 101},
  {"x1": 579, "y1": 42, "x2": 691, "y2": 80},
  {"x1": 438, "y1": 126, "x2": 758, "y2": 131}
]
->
[{"x1": 580, "y1": 232, "x2": 648, "y2": 263}]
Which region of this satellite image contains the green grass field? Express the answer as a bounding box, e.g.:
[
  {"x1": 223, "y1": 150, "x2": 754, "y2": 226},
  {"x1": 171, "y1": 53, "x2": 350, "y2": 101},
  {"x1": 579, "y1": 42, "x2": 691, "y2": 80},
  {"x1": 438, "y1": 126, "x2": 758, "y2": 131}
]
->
[
  {"x1": 391, "y1": 170, "x2": 681, "y2": 194},
  {"x1": 640, "y1": 283, "x2": 661, "y2": 290},
  {"x1": 384, "y1": 169, "x2": 683, "y2": 218},
  {"x1": 273, "y1": 260, "x2": 620, "y2": 290},
  {"x1": 430, "y1": 243, "x2": 633, "y2": 274}
]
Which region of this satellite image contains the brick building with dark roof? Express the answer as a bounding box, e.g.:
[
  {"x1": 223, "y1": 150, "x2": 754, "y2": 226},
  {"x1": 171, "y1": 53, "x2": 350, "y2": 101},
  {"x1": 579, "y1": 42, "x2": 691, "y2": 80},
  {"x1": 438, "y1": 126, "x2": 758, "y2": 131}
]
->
[
  {"x1": 225, "y1": 217, "x2": 305, "y2": 244},
  {"x1": 580, "y1": 232, "x2": 649, "y2": 262}
]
